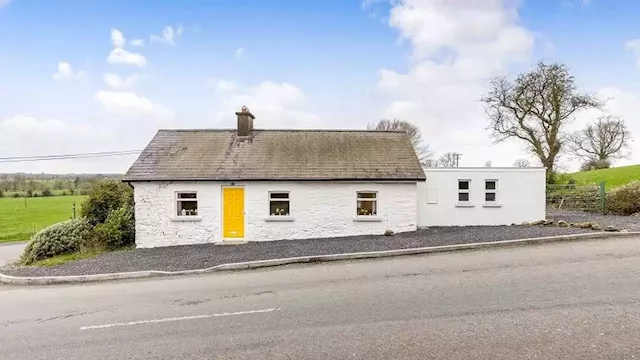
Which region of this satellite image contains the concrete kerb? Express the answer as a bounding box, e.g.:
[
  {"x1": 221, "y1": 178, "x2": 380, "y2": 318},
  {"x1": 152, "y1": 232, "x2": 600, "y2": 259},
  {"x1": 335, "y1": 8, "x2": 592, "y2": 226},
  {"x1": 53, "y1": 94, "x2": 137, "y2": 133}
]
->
[{"x1": 1, "y1": 232, "x2": 638, "y2": 285}]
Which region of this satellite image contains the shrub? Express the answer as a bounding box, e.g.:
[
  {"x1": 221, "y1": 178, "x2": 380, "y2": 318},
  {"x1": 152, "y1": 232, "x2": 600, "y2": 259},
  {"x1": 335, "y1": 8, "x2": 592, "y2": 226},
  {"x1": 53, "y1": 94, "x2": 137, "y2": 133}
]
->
[
  {"x1": 12, "y1": 192, "x2": 20, "y2": 198},
  {"x1": 20, "y1": 218, "x2": 92, "y2": 265},
  {"x1": 580, "y1": 159, "x2": 611, "y2": 172},
  {"x1": 33, "y1": 192, "x2": 40, "y2": 197},
  {"x1": 81, "y1": 180, "x2": 133, "y2": 225},
  {"x1": 606, "y1": 181, "x2": 640, "y2": 215},
  {"x1": 42, "y1": 188, "x2": 52, "y2": 197},
  {"x1": 0, "y1": 189, "x2": 3, "y2": 198},
  {"x1": 61, "y1": 190, "x2": 69, "y2": 196},
  {"x1": 85, "y1": 203, "x2": 135, "y2": 251},
  {"x1": 26, "y1": 189, "x2": 33, "y2": 198}
]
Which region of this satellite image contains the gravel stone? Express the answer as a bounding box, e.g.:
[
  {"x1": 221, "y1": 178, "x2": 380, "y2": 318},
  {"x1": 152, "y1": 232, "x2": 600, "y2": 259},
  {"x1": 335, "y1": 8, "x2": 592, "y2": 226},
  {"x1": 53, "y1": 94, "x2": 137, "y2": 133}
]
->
[
  {"x1": 2, "y1": 225, "x2": 594, "y2": 278},
  {"x1": 547, "y1": 210, "x2": 640, "y2": 231}
]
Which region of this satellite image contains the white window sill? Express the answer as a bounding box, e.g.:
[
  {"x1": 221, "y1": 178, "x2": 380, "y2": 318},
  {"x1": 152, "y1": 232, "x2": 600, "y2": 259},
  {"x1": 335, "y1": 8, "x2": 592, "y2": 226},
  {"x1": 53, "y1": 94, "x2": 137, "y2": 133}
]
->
[
  {"x1": 171, "y1": 216, "x2": 203, "y2": 222},
  {"x1": 353, "y1": 216, "x2": 383, "y2": 222},
  {"x1": 455, "y1": 203, "x2": 475, "y2": 208},
  {"x1": 483, "y1": 203, "x2": 503, "y2": 208},
  {"x1": 264, "y1": 216, "x2": 295, "y2": 222}
]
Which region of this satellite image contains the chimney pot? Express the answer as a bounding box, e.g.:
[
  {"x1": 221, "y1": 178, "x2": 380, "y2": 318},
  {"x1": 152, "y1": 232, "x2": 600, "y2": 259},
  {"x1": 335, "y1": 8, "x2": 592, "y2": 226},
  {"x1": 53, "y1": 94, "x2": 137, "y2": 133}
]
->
[{"x1": 236, "y1": 106, "x2": 255, "y2": 136}]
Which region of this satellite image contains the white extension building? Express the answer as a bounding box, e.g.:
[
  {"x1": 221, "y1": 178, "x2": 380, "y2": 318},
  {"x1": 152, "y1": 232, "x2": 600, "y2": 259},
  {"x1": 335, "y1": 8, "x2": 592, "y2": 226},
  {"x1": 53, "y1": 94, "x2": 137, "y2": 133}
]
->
[
  {"x1": 417, "y1": 167, "x2": 546, "y2": 227},
  {"x1": 124, "y1": 108, "x2": 546, "y2": 248}
]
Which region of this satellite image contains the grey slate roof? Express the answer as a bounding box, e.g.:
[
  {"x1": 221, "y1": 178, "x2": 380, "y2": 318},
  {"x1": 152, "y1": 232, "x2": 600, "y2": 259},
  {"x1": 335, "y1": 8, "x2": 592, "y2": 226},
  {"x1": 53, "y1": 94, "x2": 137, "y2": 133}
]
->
[{"x1": 123, "y1": 129, "x2": 426, "y2": 181}]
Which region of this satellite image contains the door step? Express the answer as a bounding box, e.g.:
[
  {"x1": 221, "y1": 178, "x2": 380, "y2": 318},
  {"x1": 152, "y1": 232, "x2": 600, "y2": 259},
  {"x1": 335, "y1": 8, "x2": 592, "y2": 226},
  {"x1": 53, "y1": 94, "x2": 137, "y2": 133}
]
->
[{"x1": 216, "y1": 240, "x2": 248, "y2": 245}]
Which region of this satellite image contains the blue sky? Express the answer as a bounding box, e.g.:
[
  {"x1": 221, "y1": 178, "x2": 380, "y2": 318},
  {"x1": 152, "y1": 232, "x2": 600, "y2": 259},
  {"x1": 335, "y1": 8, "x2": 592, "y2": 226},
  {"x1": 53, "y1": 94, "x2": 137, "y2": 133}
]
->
[{"x1": 1, "y1": 0, "x2": 639, "y2": 173}]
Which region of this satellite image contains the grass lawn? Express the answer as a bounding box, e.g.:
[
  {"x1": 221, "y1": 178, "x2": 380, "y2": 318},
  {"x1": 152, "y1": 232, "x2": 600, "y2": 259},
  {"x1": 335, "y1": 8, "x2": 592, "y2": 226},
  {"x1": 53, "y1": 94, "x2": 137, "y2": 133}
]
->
[
  {"x1": 0, "y1": 196, "x2": 86, "y2": 243},
  {"x1": 566, "y1": 164, "x2": 640, "y2": 190}
]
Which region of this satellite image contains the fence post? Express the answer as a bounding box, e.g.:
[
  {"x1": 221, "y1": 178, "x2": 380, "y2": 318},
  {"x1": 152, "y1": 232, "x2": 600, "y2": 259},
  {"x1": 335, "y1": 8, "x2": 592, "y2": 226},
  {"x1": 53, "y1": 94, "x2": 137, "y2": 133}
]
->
[
  {"x1": 599, "y1": 181, "x2": 606, "y2": 214},
  {"x1": 73, "y1": 202, "x2": 76, "y2": 219}
]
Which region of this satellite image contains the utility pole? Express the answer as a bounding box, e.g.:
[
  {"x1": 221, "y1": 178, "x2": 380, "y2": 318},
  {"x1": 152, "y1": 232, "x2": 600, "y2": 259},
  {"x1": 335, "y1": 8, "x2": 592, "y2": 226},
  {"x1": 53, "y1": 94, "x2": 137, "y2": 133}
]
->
[{"x1": 452, "y1": 153, "x2": 462, "y2": 167}]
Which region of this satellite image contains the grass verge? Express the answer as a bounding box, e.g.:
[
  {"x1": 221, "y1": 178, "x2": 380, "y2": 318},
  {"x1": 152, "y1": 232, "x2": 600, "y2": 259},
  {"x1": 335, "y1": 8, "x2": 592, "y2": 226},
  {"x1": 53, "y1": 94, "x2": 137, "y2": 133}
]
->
[{"x1": 28, "y1": 250, "x2": 103, "y2": 267}]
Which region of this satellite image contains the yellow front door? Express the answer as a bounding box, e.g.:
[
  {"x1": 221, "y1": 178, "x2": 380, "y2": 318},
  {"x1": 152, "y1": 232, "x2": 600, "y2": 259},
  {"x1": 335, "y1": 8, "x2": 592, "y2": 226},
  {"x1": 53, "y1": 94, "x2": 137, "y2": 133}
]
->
[{"x1": 223, "y1": 187, "x2": 245, "y2": 238}]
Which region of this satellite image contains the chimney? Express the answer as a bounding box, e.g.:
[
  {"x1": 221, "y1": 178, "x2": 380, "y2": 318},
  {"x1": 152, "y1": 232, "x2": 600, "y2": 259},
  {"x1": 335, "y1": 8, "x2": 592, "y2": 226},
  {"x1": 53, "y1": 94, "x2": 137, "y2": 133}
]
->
[{"x1": 235, "y1": 105, "x2": 255, "y2": 136}]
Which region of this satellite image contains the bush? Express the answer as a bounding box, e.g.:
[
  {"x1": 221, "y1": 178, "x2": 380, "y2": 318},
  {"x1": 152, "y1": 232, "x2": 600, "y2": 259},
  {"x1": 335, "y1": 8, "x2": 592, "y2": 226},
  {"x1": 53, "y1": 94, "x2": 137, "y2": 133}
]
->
[
  {"x1": 42, "y1": 188, "x2": 52, "y2": 197},
  {"x1": 12, "y1": 192, "x2": 20, "y2": 198},
  {"x1": 85, "y1": 204, "x2": 135, "y2": 251},
  {"x1": 580, "y1": 159, "x2": 611, "y2": 172},
  {"x1": 0, "y1": 189, "x2": 3, "y2": 198},
  {"x1": 606, "y1": 181, "x2": 640, "y2": 215},
  {"x1": 33, "y1": 192, "x2": 40, "y2": 198},
  {"x1": 20, "y1": 218, "x2": 92, "y2": 265},
  {"x1": 26, "y1": 189, "x2": 33, "y2": 198},
  {"x1": 81, "y1": 180, "x2": 133, "y2": 225}
]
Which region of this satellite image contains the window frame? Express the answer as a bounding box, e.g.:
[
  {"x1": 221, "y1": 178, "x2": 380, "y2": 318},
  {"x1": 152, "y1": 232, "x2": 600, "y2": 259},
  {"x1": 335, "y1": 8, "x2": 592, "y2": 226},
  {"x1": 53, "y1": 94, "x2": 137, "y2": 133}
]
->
[
  {"x1": 268, "y1": 191, "x2": 291, "y2": 216},
  {"x1": 356, "y1": 191, "x2": 378, "y2": 216},
  {"x1": 175, "y1": 191, "x2": 199, "y2": 217},
  {"x1": 457, "y1": 179, "x2": 471, "y2": 203},
  {"x1": 485, "y1": 179, "x2": 498, "y2": 203}
]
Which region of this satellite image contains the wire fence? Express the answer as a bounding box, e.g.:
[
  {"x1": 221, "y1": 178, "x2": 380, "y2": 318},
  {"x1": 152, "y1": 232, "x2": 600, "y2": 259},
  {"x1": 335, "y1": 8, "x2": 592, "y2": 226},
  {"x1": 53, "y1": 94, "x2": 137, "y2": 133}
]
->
[{"x1": 546, "y1": 182, "x2": 606, "y2": 213}]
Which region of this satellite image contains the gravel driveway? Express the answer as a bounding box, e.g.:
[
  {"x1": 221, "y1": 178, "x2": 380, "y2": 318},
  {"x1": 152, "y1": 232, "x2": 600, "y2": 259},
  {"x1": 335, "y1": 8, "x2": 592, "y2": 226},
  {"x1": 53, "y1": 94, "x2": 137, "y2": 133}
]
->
[
  {"x1": 547, "y1": 210, "x2": 640, "y2": 231},
  {"x1": 1, "y1": 226, "x2": 594, "y2": 278}
]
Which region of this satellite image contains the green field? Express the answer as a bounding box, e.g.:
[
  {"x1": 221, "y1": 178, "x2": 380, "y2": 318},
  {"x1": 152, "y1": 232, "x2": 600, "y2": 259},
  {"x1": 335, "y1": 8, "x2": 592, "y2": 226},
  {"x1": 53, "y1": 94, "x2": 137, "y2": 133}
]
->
[
  {"x1": 0, "y1": 196, "x2": 86, "y2": 243},
  {"x1": 565, "y1": 164, "x2": 640, "y2": 190}
]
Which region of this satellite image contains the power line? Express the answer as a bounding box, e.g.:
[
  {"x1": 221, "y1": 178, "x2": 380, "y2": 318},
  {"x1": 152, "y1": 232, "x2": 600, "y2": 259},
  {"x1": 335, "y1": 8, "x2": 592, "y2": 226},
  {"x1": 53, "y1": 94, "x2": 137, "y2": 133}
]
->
[{"x1": 0, "y1": 150, "x2": 142, "y2": 163}]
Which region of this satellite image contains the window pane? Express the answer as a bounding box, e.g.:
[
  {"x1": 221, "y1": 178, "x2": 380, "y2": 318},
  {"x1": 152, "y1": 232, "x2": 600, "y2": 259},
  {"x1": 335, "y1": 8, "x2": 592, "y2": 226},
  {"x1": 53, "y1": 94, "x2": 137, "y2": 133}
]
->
[
  {"x1": 458, "y1": 192, "x2": 469, "y2": 202},
  {"x1": 357, "y1": 192, "x2": 376, "y2": 199},
  {"x1": 485, "y1": 181, "x2": 496, "y2": 190},
  {"x1": 270, "y1": 192, "x2": 289, "y2": 199},
  {"x1": 178, "y1": 192, "x2": 197, "y2": 199},
  {"x1": 485, "y1": 192, "x2": 496, "y2": 202},
  {"x1": 357, "y1": 200, "x2": 377, "y2": 215},
  {"x1": 270, "y1": 200, "x2": 290, "y2": 216},
  {"x1": 458, "y1": 181, "x2": 469, "y2": 190},
  {"x1": 177, "y1": 200, "x2": 198, "y2": 216}
]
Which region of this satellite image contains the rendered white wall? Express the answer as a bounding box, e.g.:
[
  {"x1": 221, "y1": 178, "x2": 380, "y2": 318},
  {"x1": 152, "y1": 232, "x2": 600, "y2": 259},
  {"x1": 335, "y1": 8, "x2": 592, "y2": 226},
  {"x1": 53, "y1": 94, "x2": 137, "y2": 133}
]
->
[
  {"x1": 417, "y1": 168, "x2": 546, "y2": 227},
  {"x1": 132, "y1": 181, "x2": 418, "y2": 248}
]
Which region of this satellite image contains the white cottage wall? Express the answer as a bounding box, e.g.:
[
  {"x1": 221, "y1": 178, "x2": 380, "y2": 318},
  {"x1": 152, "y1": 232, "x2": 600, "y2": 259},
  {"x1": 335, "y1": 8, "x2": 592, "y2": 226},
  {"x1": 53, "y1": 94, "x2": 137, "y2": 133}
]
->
[
  {"x1": 417, "y1": 168, "x2": 546, "y2": 227},
  {"x1": 132, "y1": 181, "x2": 418, "y2": 248}
]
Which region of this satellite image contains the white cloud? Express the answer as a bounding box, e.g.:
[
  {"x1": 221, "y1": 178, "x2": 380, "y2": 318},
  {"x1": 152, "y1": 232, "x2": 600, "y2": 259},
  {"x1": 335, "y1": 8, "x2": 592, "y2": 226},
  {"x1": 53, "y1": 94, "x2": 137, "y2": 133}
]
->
[
  {"x1": 130, "y1": 38, "x2": 145, "y2": 47},
  {"x1": 107, "y1": 48, "x2": 147, "y2": 67},
  {"x1": 235, "y1": 47, "x2": 245, "y2": 59},
  {"x1": 111, "y1": 28, "x2": 126, "y2": 48},
  {"x1": 150, "y1": 26, "x2": 183, "y2": 46},
  {"x1": 375, "y1": 0, "x2": 534, "y2": 167},
  {"x1": 0, "y1": 115, "x2": 142, "y2": 173},
  {"x1": 212, "y1": 80, "x2": 322, "y2": 128},
  {"x1": 52, "y1": 62, "x2": 85, "y2": 82},
  {"x1": 95, "y1": 91, "x2": 172, "y2": 118},
  {"x1": 103, "y1": 73, "x2": 139, "y2": 89},
  {"x1": 625, "y1": 39, "x2": 640, "y2": 70}
]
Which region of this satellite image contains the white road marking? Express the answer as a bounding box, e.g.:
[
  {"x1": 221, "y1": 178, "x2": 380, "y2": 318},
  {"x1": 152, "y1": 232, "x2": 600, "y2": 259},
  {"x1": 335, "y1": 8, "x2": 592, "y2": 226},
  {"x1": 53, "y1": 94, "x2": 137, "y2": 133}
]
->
[{"x1": 79, "y1": 308, "x2": 280, "y2": 331}]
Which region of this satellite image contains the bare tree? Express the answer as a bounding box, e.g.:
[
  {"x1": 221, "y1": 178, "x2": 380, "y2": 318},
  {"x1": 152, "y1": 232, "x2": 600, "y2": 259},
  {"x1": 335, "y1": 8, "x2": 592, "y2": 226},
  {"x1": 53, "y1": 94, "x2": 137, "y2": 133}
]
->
[
  {"x1": 438, "y1": 152, "x2": 460, "y2": 167},
  {"x1": 482, "y1": 62, "x2": 601, "y2": 181},
  {"x1": 568, "y1": 116, "x2": 631, "y2": 166},
  {"x1": 512, "y1": 158, "x2": 531, "y2": 168},
  {"x1": 368, "y1": 119, "x2": 434, "y2": 165}
]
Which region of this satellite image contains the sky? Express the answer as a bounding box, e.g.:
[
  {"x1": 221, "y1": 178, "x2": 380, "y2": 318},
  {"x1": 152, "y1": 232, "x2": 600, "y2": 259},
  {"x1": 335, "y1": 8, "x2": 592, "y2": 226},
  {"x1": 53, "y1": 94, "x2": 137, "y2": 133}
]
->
[{"x1": 1, "y1": 0, "x2": 640, "y2": 173}]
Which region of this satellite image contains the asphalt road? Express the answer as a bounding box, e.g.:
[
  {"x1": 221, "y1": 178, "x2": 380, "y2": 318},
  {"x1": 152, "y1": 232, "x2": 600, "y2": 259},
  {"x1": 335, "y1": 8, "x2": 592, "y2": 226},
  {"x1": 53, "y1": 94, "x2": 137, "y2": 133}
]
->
[
  {"x1": 0, "y1": 241, "x2": 27, "y2": 265},
  {"x1": 1, "y1": 237, "x2": 640, "y2": 359}
]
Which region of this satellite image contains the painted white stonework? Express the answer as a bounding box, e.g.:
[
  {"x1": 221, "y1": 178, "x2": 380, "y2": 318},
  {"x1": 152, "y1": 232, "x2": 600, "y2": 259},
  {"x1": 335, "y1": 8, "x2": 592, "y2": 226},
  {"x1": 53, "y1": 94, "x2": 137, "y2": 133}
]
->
[
  {"x1": 417, "y1": 168, "x2": 546, "y2": 227},
  {"x1": 132, "y1": 181, "x2": 418, "y2": 248}
]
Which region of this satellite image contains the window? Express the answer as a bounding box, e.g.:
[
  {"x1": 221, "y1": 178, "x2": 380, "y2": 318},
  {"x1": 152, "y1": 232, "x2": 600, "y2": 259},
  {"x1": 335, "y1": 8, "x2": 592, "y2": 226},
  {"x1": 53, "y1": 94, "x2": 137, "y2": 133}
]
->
[
  {"x1": 357, "y1": 192, "x2": 377, "y2": 216},
  {"x1": 269, "y1": 192, "x2": 290, "y2": 216},
  {"x1": 458, "y1": 180, "x2": 470, "y2": 202},
  {"x1": 485, "y1": 180, "x2": 497, "y2": 202},
  {"x1": 176, "y1": 192, "x2": 198, "y2": 216}
]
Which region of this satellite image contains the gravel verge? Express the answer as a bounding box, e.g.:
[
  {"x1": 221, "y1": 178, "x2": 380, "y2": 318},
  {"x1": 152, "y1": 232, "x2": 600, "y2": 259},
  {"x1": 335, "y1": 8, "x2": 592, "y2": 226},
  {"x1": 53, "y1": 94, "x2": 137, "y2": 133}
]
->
[
  {"x1": 2, "y1": 225, "x2": 594, "y2": 277},
  {"x1": 547, "y1": 210, "x2": 640, "y2": 231}
]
